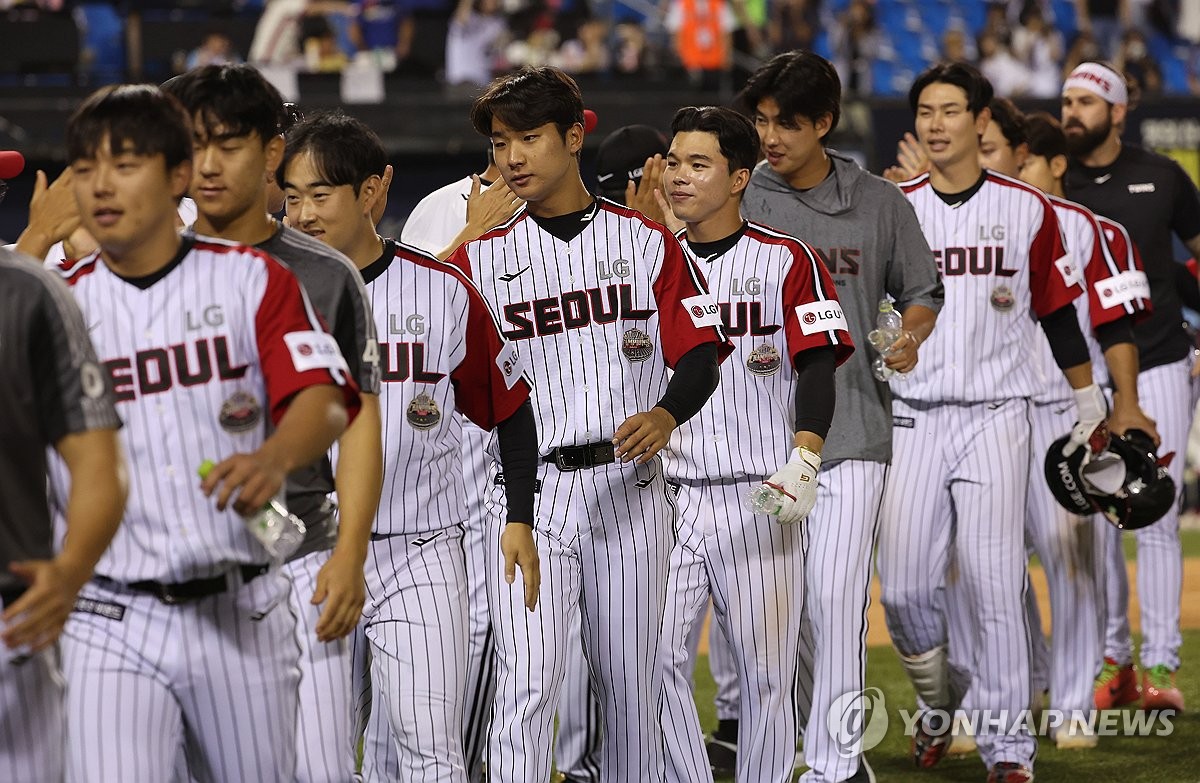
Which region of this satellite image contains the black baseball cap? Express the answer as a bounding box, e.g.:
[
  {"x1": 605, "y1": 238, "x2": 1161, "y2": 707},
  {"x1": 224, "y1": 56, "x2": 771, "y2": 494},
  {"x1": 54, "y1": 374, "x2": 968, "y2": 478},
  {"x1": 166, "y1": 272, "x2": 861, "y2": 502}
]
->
[{"x1": 594, "y1": 125, "x2": 668, "y2": 199}]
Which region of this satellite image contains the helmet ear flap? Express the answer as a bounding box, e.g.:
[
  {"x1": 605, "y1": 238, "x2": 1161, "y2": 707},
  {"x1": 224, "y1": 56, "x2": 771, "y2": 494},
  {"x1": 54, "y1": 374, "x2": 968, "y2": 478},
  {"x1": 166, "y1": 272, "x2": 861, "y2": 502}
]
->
[{"x1": 1088, "y1": 430, "x2": 1176, "y2": 531}]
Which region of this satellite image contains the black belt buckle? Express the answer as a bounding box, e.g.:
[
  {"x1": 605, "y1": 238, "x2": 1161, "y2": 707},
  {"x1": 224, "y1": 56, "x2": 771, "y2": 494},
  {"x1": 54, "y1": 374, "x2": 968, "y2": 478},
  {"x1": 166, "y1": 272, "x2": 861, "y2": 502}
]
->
[{"x1": 551, "y1": 442, "x2": 616, "y2": 471}]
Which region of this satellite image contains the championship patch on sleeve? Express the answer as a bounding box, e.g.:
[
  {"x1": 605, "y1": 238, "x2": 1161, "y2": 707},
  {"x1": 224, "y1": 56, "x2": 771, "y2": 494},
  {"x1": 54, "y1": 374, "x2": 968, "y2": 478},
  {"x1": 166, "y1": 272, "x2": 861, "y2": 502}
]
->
[
  {"x1": 1095, "y1": 270, "x2": 1151, "y2": 309},
  {"x1": 495, "y1": 340, "x2": 528, "y2": 390},
  {"x1": 284, "y1": 331, "x2": 350, "y2": 374},
  {"x1": 681, "y1": 293, "x2": 724, "y2": 328},
  {"x1": 794, "y1": 301, "x2": 848, "y2": 335},
  {"x1": 1055, "y1": 255, "x2": 1084, "y2": 288}
]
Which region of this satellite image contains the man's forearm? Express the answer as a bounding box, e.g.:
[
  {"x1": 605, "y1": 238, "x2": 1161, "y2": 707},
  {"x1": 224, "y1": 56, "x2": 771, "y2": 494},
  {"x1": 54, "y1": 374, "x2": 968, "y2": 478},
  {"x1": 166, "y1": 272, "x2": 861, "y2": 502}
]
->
[
  {"x1": 56, "y1": 429, "x2": 127, "y2": 586},
  {"x1": 1103, "y1": 341, "x2": 1141, "y2": 410},
  {"x1": 332, "y1": 393, "x2": 382, "y2": 560},
  {"x1": 900, "y1": 303, "x2": 938, "y2": 344},
  {"x1": 261, "y1": 385, "x2": 349, "y2": 475}
]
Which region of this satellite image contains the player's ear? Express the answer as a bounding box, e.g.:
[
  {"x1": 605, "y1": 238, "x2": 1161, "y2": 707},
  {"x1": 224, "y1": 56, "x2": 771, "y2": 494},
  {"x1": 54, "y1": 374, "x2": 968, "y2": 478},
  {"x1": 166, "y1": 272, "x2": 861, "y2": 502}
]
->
[
  {"x1": 1015, "y1": 142, "x2": 1029, "y2": 170},
  {"x1": 813, "y1": 112, "x2": 833, "y2": 141},
  {"x1": 264, "y1": 133, "x2": 286, "y2": 179},
  {"x1": 359, "y1": 173, "x2": 383, "y2": 215},
  {"x1": 1110, "y1": 102, "x2": 1127, "y2": 129},
  {"x1": 169, "y1": 159, "x2": 193, "y2": 201},
  {"x1": 566, "y1": 123, "x2": 584, "y2": 156},
  {"x1": 974, "y1": 106, "x2": 992, "y2": 138},
  {"x1": 730, "y1": 167, "x2": 750, "y2": 197},
  {"x1": 1050, "y1": 154, "x2": 1068, "y2": 179}
]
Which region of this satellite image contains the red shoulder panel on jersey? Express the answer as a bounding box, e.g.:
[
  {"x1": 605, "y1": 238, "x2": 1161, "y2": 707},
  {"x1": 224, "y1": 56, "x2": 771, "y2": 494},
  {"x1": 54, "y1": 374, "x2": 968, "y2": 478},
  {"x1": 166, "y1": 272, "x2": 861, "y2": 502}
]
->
[
  {"x1": 474, "y1": 208, "x2": 530, "y2": 243},
  {"x1": 899, "y1": 172, "x2": 931, "y2": 194}
]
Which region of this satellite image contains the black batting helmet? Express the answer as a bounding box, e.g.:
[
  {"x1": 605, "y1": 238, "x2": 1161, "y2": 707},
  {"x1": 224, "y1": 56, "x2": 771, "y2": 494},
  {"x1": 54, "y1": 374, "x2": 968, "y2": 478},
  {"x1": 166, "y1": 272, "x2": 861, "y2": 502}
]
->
[
  {"x1": 1044, "y1": 427, "x2": 1100, "y2": 516},
  {"x1": 1084, "y1": 430, "x2": 1176, "y2": 530}
]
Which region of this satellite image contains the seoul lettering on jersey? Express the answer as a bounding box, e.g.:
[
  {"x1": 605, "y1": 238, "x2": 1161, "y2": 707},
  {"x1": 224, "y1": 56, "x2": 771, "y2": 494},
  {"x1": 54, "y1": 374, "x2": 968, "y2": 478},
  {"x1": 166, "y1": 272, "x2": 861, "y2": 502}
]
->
[
  {"x1": 500, "y1": 283, "x2": 655, "y2": 340},
  {"x1": 103, "y1": 336, "x2": 248, "y2": 402}
]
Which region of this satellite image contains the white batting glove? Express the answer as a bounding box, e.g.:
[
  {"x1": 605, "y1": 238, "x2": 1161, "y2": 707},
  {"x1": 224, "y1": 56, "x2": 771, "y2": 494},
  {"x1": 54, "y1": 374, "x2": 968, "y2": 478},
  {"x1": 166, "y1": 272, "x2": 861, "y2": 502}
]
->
[
  {"x1": 1062, "y1": 383, "x2": 1108, "y2": 457},
  {"x1": 764, "y1": 447, "x2": 821, "y2": 525}
]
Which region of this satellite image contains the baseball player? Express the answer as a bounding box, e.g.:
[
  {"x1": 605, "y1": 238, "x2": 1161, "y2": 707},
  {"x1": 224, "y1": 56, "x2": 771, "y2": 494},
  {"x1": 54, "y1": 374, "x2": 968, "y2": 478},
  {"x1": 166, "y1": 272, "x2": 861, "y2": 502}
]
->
[
  {"x1": 736, "y1": 50, "x2": 943, "y2": 783},
  {"x1": 163, "y1": 64, "x2": 384, "y2": 783},
  {"x1": 278, "y1": 110, "x2": 541, "y2": 781},
  {"x1": 652, "y1": 105, "x2": 854, "y2": 783},
  {"x1": 949, "y1": 100, "x2": 1157, "y2": 750},
  {"x1": 877, "y1": 63, "x2": 1104, "y2": 783},
  {"x1": 392, "y1": 149, "x2": 530, "y2": 783},
  {"x1": 449, "y1": 66, "x2": 731, "y2": 783},
  {"x1": 1060, "y1": 60, "x2": 1200, "y2": 712},
  {"x1": 51, "y1": 83, "x2": 359, "y2": 782},
  {"x1": 0, "y1": 245, "x2": 125, "y2": 783}
]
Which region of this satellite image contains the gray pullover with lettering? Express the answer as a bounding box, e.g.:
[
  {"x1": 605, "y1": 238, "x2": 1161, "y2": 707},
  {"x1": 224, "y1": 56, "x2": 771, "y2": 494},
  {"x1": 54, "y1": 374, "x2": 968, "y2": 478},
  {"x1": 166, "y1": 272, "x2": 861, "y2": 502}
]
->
[{"x1": 742, "y1": 151, "x2": 944, "y2": 465}]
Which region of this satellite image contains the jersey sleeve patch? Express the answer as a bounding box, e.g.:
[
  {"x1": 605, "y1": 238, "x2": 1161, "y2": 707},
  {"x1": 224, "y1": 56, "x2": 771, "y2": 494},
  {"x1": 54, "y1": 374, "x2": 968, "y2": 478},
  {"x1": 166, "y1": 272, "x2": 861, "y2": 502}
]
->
[
  {"x1": 284, "y1": 330, "x2": 350, "y2": 374},
  {"x1": 681, "y1": 293, "x2": 724, "y2": 328},
  {"x1": 794, "y1": 301, "x2": 848, "y2": 335},
  {"x1": 494, "y1": 340, "x2": 528, "y2": 391},
  {"x1": 1055, "y1": 255, "x2": 1084, "y2": 288},
  {"x1": 1095, "y1": 270, "x2": 1151, "y2": 310}
]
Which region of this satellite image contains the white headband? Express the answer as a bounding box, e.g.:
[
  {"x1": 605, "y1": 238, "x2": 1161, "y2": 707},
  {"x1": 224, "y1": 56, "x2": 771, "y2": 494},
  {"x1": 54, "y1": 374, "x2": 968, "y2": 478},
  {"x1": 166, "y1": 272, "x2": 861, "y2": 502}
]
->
[{"x1": 1062, "y1": 63, "x2": 1128, "y2": 105}]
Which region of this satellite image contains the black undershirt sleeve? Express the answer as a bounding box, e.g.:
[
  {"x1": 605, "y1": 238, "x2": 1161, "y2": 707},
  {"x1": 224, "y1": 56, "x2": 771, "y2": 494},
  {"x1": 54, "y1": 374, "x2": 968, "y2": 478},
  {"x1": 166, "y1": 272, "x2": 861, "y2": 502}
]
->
[
  {"x1": 1095, "y1": 315, "x2": 1136, "y2": 353},
  {"x1": 793, "y1": 347, "x2": 837, "y2": 440},
  {"x1": 1173, "y1": 262, "x2": 1200, "y2": 313},
  {"x1": 1039, "y1": 304, "x2": 1091, "y2": 369},
  {"x1": 495, "y1": 400, "x2": 538, "y2": 524},
  {"x1": 655, "y1": 343, "x2": 720, "y2": 426}
]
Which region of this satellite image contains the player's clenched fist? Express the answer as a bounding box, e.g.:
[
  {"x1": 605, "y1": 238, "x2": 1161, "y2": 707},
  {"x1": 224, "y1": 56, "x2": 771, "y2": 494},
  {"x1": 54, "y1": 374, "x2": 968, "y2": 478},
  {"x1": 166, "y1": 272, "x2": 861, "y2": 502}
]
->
[
  {"x1": 763, "y1": 447, "x2": 822, "y2": 525},
  {"x1": 613, "y1": 407, "x2": 677, "y2": 463},
  {"x1": 502, "y1": 523, "x2": 541, "y2": 611}
]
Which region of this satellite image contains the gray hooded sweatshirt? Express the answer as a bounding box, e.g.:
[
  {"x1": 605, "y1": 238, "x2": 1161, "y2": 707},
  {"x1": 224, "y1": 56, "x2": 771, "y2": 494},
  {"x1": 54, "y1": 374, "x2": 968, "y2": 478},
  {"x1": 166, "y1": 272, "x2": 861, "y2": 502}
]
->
[{"x1": 742, "y1": 150, "x2": 944, "y2": 465}]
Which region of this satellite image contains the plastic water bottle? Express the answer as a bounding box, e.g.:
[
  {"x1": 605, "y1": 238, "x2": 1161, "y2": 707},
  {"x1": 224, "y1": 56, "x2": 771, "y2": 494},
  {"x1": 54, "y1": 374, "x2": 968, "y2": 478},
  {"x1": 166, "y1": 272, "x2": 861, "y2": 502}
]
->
[
  {"x1": 866, "y1": 299, "x2": 905, "y2": 381},
  {"x1": 745, "y1": 483, "x2": 784, "y2": 516},
  {"x1": 197, "y1": 459, "x2": 307, "y2": 561}
]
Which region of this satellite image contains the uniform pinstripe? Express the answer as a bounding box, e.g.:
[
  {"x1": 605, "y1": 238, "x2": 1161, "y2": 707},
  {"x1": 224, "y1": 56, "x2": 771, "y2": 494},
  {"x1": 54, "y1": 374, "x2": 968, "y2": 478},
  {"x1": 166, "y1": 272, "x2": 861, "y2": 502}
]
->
[
  {"x1": 661, "y1": 222, "x2": 851, "y2": 783},
  {"x1": 49, "y1": 238, "x2": 356, "y2": 782},
  {"x1": 879, "y1": 171, "x2": 1079, "y2": 770},
  {"x1": 449, "y1": 198, "x2": 729, "y2": 783},
  {"x1": 359, "y1": 239, "x2": 528, "y2": 781}
]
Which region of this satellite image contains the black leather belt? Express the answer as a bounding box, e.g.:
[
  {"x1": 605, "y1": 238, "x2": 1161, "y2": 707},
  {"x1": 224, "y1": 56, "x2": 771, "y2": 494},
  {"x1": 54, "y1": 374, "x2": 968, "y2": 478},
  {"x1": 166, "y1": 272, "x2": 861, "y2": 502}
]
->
[
  {"x1": 95, "y1": 564, "x2": 270, "y2": 605},
  {"x1": 542, "y1": 441, "x2": 616, "y2": 471}
]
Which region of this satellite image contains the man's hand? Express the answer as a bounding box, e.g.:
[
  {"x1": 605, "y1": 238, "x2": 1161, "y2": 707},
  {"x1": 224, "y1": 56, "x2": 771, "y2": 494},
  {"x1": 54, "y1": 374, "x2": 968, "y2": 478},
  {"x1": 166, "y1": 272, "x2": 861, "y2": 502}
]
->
[
  {"x1": 2, "y1": 559, "x2": 88, "y2": 652},
  {"x1": 625, "y1": 155, "x2": 668, "y2": 224},
  {"x1": 762, "y1": 447, "x2": 821, "y2": 525},
  {"x1": 613, "y1": 406, "x2": 677, "y2": 463},
  {"x1": 466, "y1": 174, "x2": 523, "y2": 234},
  {"x1": 311, "y1": 547, "x2": 367, "y2": 642},
  {"x1": 1109, "y1": 395, "x2": 1161, "y2": 447},
  {"x1": 501, "y1": 523, "x2": 540, "y2": 611},
  {"x1": 1063, "y1": 383, "x2": 1108, "y2": 457},
  {"x1": 651, "y1": 187, "x2": 686, "y2": 235},
  {"x1": 370, "y1": 164, "x2": 394, "y2": 226},
  {"x1": 882, "y1": 132, "x2": 929, "y2": 183},
  {"x1": 16, "y1": 168, "x2": 82, "y2": 259},
  {"x1": 883, "y1": 330, "x2": 921, "y2": 373},
  {"x1": 199, "y1": 449, "x2": 288, "y2": 515}
]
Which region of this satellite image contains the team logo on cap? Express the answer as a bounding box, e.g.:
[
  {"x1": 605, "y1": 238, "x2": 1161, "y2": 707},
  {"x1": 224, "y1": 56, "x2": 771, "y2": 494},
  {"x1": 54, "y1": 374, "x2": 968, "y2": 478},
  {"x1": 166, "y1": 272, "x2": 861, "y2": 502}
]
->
[
  {"x1": 746, "y1": 343, "x2": 782, "y2": 376},
  {"x1": 406, "y1": 392, "x2": 441, "y2": 430},
  {"x1": 219, "y1": 391, "x2": 262, "y2": 433},
  {"x1": 621, "y1": 328, "x2": 653, "y2": 362},
  {"x1": 990, "y1": 284, "x2": 1015, "y2": 312}
]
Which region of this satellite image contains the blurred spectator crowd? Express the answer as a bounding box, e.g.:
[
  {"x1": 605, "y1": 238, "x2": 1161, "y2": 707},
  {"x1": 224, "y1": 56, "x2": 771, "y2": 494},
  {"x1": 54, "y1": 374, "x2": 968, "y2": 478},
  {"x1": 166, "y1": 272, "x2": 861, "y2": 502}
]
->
[{"x1": 3, "y1": 0, "x2": 1200, "y2": 97}]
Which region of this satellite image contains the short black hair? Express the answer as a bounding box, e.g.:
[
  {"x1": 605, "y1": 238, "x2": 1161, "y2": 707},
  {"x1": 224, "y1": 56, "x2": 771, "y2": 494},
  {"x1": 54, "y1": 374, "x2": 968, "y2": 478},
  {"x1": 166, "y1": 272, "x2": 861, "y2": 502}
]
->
[
  {"x1": 670, "y1": 106, "x2": 759, "y2": 174},
  {"x1": 736, "y1": 50, "x2": 841, "y2": 139},
  {"x1": 988, "y1": 97, "x2": 1028, "y2": 147},
  {"x1": 470, "y1": 66, "x2": 584, "y2": 138},
  {"x1": 278, "y1": 111, "x2": 387, "y2": 195},
  {"x1": 909, "y1": 61, "x2": 994, "y2": 116},
  {"x1": 1023, "y1": 111, "x2": 1068, "y2": 161},
  {"x1": 67, "y1": 84, "x2": 192, "y2": 170},
  {"x1": 162, "y1": 63, "x2": 285, "y2": 143}
]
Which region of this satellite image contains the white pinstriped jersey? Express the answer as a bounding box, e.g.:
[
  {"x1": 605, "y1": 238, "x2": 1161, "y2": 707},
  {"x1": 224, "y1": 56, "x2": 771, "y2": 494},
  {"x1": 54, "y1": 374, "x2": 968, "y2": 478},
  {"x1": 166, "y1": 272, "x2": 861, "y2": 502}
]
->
[
  {"x1": 1032, "y1": 198, "x2": 1151, "y2": 404},
  {"x1": 448, "y1": 199, "x2": 731, "y2": 455},
  {"x1": 362, "y1": 239, "x2": 531, "y2": 535},
  {"x1": 898, "y1": 171, "x2": 1080, "y2": 403},
  {"x1": 46, "y1": 236, "x2": 359, "y2": 582},
  {"x1": 665, "y1": 222, "x2": 853, "y2": 481}
]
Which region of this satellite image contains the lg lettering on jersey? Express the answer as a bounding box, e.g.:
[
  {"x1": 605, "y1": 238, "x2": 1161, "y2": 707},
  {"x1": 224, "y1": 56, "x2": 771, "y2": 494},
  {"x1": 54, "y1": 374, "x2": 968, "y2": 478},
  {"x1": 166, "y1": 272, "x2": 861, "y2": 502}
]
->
[
  {"x1": 718, "y1": 302, "x2": 782, "y2": 337},
  {"x1": 501, "y1": 283, "x2": 655, "y2": 340},
  {"x1": 380, "y1": 341, "x2": 446, "y2": 383},
  {"x1": 387, "y1": 313, "x2": 426, "y2": 335},
  {"x1": 103, "y1": 335, "x2": 248, "y2": 402},
  {"x1": 932, "y1": 246, "x2": 1018, "y2": 277}
]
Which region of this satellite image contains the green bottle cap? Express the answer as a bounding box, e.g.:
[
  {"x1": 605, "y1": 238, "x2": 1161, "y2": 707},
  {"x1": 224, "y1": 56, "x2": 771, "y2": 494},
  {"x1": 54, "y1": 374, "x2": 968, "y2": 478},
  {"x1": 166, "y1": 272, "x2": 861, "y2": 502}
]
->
[{"x1": 197, "y1": 459, "x2": 216, "y2": 480}]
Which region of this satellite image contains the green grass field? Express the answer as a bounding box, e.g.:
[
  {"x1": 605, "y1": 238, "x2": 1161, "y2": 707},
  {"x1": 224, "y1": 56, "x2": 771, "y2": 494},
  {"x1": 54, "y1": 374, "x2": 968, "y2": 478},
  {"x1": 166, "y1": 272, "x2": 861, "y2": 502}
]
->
[{"x1": 691, "y1": 631, "x2": 1200, "y2": 782}]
